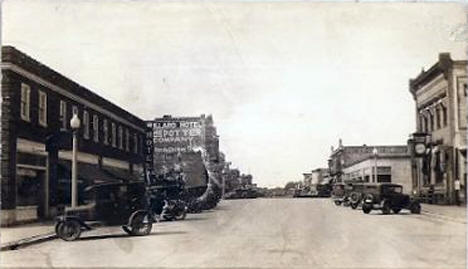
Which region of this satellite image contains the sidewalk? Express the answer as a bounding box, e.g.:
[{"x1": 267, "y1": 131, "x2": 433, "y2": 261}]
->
[
  {"x1": 421, "y1": 203, "x2": 467, "y2": 224},
  {"x1": 0, "y1": 221, "x2": 56, "y2": 251}
]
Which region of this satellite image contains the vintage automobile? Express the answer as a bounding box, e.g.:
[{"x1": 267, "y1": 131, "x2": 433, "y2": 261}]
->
[
  {"x1": 361, "y1": 183, "x2": 421, "y2": 214},
  {"x1": 331, "y1": 183, "x2": 346, "y2": 205},
  {"x1": 348, "y1": 183, "x2": 365, "y2": 209},
  {"x1": 55, "y1": 181, "x2": 151, "y2": 241}
]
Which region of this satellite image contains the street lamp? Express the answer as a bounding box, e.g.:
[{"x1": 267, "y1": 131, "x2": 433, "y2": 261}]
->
[
  {"x1": 70, "y1": 113, "x2": 81, "y2": 208},
  {"x1": 372, "y1": 147, "x2": 378, "y2": 183}
]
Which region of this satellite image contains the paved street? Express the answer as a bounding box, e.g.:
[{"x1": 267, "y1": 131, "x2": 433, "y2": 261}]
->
[{"x1": 1, "y1": 198, "x2": 466, "y2": 268}]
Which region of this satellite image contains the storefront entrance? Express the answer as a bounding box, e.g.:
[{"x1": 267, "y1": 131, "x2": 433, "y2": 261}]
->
[{"x1": 16, "y1": 167, "x2": 46, "y2": 222}]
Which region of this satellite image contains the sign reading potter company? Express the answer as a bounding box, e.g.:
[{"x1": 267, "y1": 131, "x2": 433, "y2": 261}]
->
[{"x1": 153, "y1": 119, "x2": 204, "y2": 155}]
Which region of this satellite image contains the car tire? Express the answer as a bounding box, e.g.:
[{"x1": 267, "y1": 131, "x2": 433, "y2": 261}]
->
[
  {"x1": 381, "y1": 201, "x2": 391, "y2": 215},
  {"x1": 392, "y1": 208, "x2": 401, "y2": 214},
  {"x1": 410, "y1": 202, "x2": 421, "y2": 214},
  {"x1": 362, "y1": 204, "x2": 372, "y2": 214}
]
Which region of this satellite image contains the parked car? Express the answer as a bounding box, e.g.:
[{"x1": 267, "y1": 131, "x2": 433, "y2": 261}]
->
[
  {"x1": 55, "y1": 181, "x2": 150, "y2": 241},
  {"x1": 361, "y1": 183, "x2": 421, "y2": 214},
  {"x1": 331, "y1": 183, "x2": 346, "y2": 205}
]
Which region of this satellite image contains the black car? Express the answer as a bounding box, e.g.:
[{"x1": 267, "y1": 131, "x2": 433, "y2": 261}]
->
[
  {"x1": 55, "y1": 181, "x2": 150, "y2": 241},
  {"x1": 361, "y1": 183, "x2": 421, "y2": 214}
]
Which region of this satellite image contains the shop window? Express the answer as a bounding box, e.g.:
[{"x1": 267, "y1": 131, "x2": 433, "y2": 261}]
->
[
  {"x1": 103, "y1": 119, "x2": 109, "y2": 145},
  {"x1": 72, "y1": 106, "x2": 78, "y2": 117},
  {"x1": 118, "y1": 126, "x2": 123, "y2": 149},
  {"x1": 83, "y1": 110, "x2": 90, "y2": 139},
  {"x1": 125, "y1": 129, "x2": 130, "y2": 152},
  {"x1": 16, "y1": 170, "x2": 40, "y2": 206},
  {"x1": 434, "y1": 151, "x2": 444, "y2": 184},
  {"x1": 111, "y1": 122, "x2": 117, "y2": 148},
  {"x1": 377, "y1": 175, "x2": 392, "y2": 183},
  {"x1": 38, "y1": 90, "x2": 47, "y2": 127},
  {"x1": 133, "y1": 133, "x2": 138, "y2": 154},
  {"x1": 60, "y1": 100, "x2": 67, "y2": 130},
  {"x1": 20, "y1": 83, "x2": 31, "y2": 122},
  {"x1": 464, "y1": 83, "x2": 467, "y2": 97},
  {"x1": 93, "y1": 115, "x2": 99, "y2": 142}
]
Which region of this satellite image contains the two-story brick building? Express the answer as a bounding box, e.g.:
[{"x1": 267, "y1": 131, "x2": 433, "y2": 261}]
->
[
  {"x1": 1, "y1": 46, "x2": 146, "y2": 225},
  {"x1": 409, "y1": 53, "x2": 467, "y2": 204}
]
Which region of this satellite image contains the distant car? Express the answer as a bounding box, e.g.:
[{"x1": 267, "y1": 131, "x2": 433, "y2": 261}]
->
[
  {"x1": 361, "y1": 183, "x2": 421, "y2": 214},
  {"x1": 331, "y1": 183, "x2": 346, "y2": 205}
]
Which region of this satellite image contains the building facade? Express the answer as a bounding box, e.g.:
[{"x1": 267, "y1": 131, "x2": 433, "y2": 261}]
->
[
  {"x1": 147, "y1": 115, "x2": 220, "y2": 193},
  {"x1": 342, "y1": 155, "x2": 412, "y2": 194},
  {"x1": 329, "y1": 140, "x2": 410, "y2": 185},
  {"x1": 409, "y1": 53, "x2": 467, "y2": 204},
  {"x1": 1, "y1": 46, "x2": 146, "y2": 225}
]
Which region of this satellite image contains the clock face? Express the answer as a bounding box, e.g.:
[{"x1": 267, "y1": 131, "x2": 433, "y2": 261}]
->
[{"x1": 415, "y1": 143, "x2": 426, "y2": 155}]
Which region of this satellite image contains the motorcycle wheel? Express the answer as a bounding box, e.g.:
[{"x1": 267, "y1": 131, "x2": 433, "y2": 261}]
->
[
  {"x1": 57, "y1": 220, "x2": 81, "y2": 241},
  {"x1": 130, "y1": 211, "x2": 152, "y2": 236}
]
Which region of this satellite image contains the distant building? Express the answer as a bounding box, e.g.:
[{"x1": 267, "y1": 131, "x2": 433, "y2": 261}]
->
[
  {"x1": 1, "y1": 46, "x2": 146, "y2": 225},
  {"x1": 409, "y1": 53, "x2": 467, "y2": 204},
  {"x1": 311, "y1": 168, "x2": 330, "y2": 185},
  {"x1": 147, "y1": 115, "x2": 220, "y2": 193},
  {"x1": 329, "y1": 140, "x2": 410, "y2": 187},
  {"x1": 302, "y1": 173, "x2": 312, "y2": 186},
  {"x1": 342, "y1": 151, "x2": 412, "y2": 194}
]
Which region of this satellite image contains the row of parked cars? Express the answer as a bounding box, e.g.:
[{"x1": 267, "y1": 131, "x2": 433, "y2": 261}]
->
[{"x1": 331, "y1": 182, "x2": 421, "y2": 214}]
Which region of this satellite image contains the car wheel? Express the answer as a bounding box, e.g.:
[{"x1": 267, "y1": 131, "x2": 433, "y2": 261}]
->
[
  {"x1": 381, "y1": 201, "x2": 391, "y2": 215},
  {"x1": 351, "y1": 202, "x2": 358, "y2": 210},
  {"x1": 57, "y1": 220, "x2": 81, "y2": 241},
  {"x1": 410, "y1": 202, "x2": 421, "y2": 214},
  {"x1": 362, "y1": 204, "x2": 372, "y2": 214},
  {"x1": 392, "y1": 208, "x2": 401, "y2": 214}
]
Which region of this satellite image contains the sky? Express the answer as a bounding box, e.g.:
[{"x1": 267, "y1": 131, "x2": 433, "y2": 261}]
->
[{"x1": 2, "y1": 1, "x2": 466, "y2": 187}]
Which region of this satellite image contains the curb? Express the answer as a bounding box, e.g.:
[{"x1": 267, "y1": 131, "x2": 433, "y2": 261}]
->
[
  {"x1": 1, "y1": 232, "x2": 57, "y2": 251},
  {"x1": 421, "y1": 210, "x2": 467, "y2": 224}
]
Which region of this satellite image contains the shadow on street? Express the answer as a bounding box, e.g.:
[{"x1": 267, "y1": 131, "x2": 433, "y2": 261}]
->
[{"x1": 78, "y1": 231, "x2": 188, "y2": 241}]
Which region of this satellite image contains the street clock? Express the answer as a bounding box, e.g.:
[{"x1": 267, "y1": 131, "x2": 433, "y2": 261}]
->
[{"x1": 414, "y1": 143, "x2": 426, "y2": 155}]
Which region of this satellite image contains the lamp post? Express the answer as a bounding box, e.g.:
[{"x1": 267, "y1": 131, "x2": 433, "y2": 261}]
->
[
  {"x1": 70, "y1": 113, "x2": 81, "y2": 208},
  {"x1": 372, "y1": 147, "x2": 378, "y2": 183}
]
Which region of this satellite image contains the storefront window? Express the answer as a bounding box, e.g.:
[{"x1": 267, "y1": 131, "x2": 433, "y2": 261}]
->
[{"x1": 16, "y1": 169, "x2": 41, "y2": 206}]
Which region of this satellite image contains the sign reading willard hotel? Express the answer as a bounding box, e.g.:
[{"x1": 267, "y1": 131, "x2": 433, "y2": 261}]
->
[{"x1": 147, "y1": 115, "x2": 220, "y2": 190}]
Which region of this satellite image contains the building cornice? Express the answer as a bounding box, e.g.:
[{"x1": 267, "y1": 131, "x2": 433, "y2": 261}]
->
[{"x1": 1, "y1": 62, "x2": 145, "y2": 132}]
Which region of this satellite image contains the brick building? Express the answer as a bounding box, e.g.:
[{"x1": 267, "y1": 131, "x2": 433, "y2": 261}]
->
[
  {"x1": 147, "y1": 115, "x2": 220, "y2": 195},
  {"x1": 409, "y1": 53, "x2": 467, "y2": 204},
  {"x1": 1, "y1": 46, "x2": 146, "y2": 225}
]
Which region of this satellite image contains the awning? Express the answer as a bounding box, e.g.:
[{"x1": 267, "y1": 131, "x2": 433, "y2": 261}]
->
[
  {"x1": 58, "y1": 160, "x2": 121, "y2": 184},
  {"x1": 102, "y1": 165, "x2": 141, "y2": 182}
]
